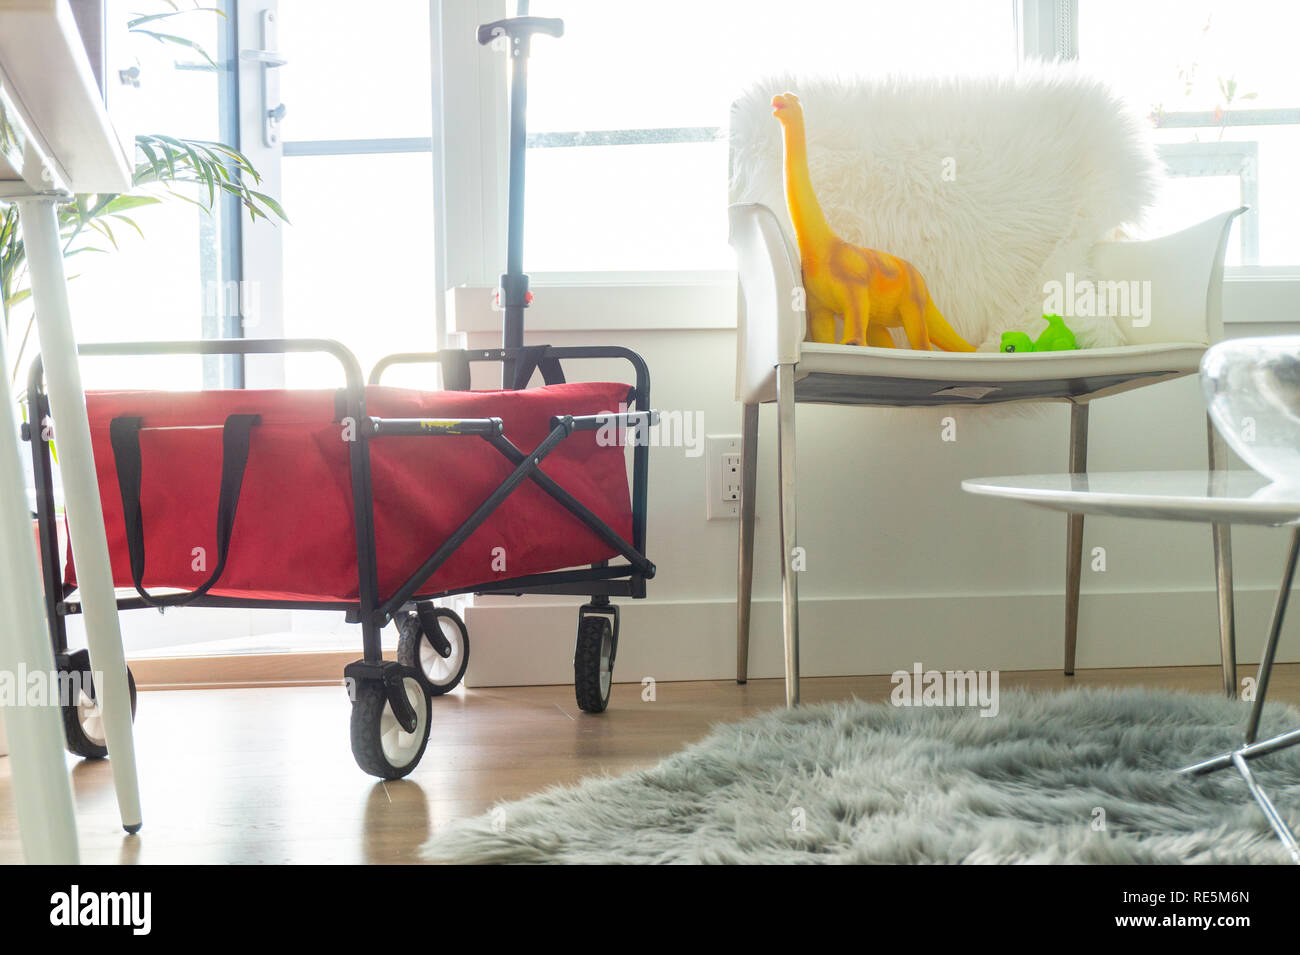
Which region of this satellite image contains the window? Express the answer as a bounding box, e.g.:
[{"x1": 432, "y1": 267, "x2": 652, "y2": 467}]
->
[
  {"x1": 1078, "y1": 0, "x2": 1300, "y2": 272},
  {"x1": 503, "y1": 0, "x2": 1018, "y2": 275},
  {"x1": 275, "y1": 0, "x2": 438, "y2": 388}
]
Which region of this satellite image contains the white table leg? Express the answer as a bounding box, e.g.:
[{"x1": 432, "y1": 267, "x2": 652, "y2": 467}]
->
[
  {"x1": 16, "y1": 196, "x2": 141, "y2": 833},
  {"x1": 0, "y1": 329, "x2": 78, "y2": 863}
]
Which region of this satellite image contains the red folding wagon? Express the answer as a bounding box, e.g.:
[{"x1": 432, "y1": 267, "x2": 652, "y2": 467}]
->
[{"x1": 24, "y1": 11, "x2": 656, "y2": 778}]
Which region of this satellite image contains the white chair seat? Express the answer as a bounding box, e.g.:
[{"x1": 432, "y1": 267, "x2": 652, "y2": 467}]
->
[{"x1": 790, "y1": 341, "x2": 1208, "y2": 406}]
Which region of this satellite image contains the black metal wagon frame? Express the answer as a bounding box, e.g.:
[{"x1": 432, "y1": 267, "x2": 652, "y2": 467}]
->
[{"x1": 26, "y1": 337, "x2": 656, "y2": 777}]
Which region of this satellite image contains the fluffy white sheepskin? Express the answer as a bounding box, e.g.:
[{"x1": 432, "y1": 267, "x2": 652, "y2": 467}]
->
[{"x1": 728, "y1": 66, "x2": 1162, "y2": 350}]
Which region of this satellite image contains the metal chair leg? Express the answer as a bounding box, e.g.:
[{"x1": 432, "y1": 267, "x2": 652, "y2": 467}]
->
[
  {"x1": 1064, "y1": 401, "x2": 1089, "y2": 676},
  {"x1": 1208, "y1": 416, "x2": 1237, "y2": 698},
  {"x1": 776, "y1": 365, "x2": 800, "y2": 707},
  {"x1": 736, "y1": 402, "x2": 759, "y2": 684}
]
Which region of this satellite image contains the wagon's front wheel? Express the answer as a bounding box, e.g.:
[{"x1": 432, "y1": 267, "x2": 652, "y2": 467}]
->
[
  {"x1": 574, "y1": 615, "x2": 615, "y2": 713},
  {"x1": 349, "y1": 674, "x2": 431, "y2": 779}
]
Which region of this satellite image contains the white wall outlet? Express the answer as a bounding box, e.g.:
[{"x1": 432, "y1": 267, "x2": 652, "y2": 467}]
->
[{"x1": 706, "y1": 434, "x2": 744, "y2": 520}]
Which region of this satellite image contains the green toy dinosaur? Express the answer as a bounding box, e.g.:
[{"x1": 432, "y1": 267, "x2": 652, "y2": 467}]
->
[{"x1": 1000, "y1": 314, "x2": 1079, "y2": 353}]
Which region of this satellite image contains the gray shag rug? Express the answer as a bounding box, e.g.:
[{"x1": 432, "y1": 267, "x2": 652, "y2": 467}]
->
[{"x1": 421, "y1": 687, "x2": 1300, "y2": 864}]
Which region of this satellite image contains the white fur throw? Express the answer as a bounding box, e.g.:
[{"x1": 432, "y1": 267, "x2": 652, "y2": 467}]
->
[{"x1": 729, "y1": 66, "x2": 1162, "y2": 349}]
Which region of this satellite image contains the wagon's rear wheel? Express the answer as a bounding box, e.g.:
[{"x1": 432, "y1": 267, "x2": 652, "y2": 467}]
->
[
  {"x1": 396, "y1": 605, "x2": 469, "y2": 696},
  {"x1": 574, "y1": 615, "x2": 615, "y2": 713},
  {"x1": 349, "y1": 675, "x2": 431, "y2": 779}
]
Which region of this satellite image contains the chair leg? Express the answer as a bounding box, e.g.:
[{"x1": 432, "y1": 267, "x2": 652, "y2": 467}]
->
[
  {"x1": 1208, "y1": 415, "x2": 1237, "y2": 698},
  {"x1": 1064, "y1": 401, "x2": 1089, "y2": 677},
  {"x1": 736, "y1": 402, "x2": 760, "y2": 684},
  {"x1": 776, "y1": 366, "x2": 800, "y2": 707}
]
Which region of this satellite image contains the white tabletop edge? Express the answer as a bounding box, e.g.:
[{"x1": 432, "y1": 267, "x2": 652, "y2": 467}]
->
[{"x1": 961, "y1": 471, "x2": 1300, "y2": 527}]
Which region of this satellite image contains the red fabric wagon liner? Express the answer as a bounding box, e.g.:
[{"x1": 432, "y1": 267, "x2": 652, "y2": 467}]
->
[{"x1": 66, "y1": 382, "x2": 635, "y2": 603}]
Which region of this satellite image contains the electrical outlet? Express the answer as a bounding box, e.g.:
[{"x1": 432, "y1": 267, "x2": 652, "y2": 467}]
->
[
  {"x1": 706, "y1": 434, "x2": 743, "y2": 519},
  {"x1": 722, "y1": 452, "x2": 742, "y2": 501}
]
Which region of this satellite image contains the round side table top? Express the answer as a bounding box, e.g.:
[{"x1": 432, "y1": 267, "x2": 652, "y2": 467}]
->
[{"x1": 962, "y1": 470, "x2": 1300, "y2": 527}]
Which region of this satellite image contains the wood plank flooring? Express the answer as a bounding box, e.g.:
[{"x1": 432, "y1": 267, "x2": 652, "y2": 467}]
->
[{"x1": 1, "y1": 664, "x2": 1295, "y2": 864}]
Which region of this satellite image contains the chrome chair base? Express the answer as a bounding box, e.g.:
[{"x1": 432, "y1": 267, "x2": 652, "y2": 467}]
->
[{"x1": 1179, "y1": 526, "x2": 1300, "y2": 863}]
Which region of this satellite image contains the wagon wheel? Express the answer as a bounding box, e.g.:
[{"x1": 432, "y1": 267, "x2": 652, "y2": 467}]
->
[
  {"x1": 349, "y1": 674, "x2": 431, "y2": 780},
  {"x1": 396, "y1": 605, "x2": 470, "y2": 696},
  {"x1": 574, "y1": 614, "x2": 615, "y2": 713},
  {"x1": 61, "y1": 650, "x2": 138, "y2": 759}
]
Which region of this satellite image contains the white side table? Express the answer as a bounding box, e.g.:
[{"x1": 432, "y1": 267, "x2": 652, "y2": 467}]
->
[
  {"x1": 0, "y1": 0, "x2": 144, "y2": 860},
  {"x1": 963, "y1": 470, "x2": 1300, "y2": 863}
]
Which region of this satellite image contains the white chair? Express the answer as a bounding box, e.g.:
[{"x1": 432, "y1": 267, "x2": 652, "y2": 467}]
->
[{"x1": 728, "y1": 76, "x2": 1245, "y2": 706}]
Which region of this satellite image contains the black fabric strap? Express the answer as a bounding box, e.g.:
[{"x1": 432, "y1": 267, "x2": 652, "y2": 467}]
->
[
  {"x1": 510, "y1": 344, "x2": 566, "y2": 390},
  {"x1": 538, "y1": 355, "x2": 566, "y2": 386},
  {"x1": 109, "y1": 413, "x2": 261, "y2": 607},
  {"x1": 438, "y1": 350, "x2": 472, "y2": 391}
]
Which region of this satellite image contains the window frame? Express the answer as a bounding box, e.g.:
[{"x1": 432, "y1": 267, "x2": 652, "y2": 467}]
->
[
  {"x1": 437, "y1": 0, "x2": 1298, "y2": 332},
  {"x1": 1053, "y1": 0, "x2": 1300, "y2": 320},
  {"x1": 439, "y1": 1, "x2": 1032, "y2": 312},
  {"x1": 211, "y1": 0, "x2": 245, "y2": 388},
  {"x1": 436, "y1": 0, "x2": 751, "y2": 338}
]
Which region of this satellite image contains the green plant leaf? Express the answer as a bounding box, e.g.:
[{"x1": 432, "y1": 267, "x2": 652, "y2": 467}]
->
[
  {"x1": 87, "y1": 219, "x2": 119, "y2": 249},
  {"x1": 153, "y1": 186, "x2": 210, "y2": 212},
  {"x1": 132, "y1": 29, "x2": 219, "y2": 71},
  {"x1": 245, "y1": 189, "x2": 289, "y2": 223},
  {"x1": 160, "y1": 134, "x2": 215, "y2": 205},
  {"x1": 136, "y1": 138, "x2": 162, "y2": 178},
  {"x1": 99, "y1": 194, "x2": 161, "y2": 214},
  {"x1": 127, "y1": 8, "x2": 224, "y2": 30},
  {"x1": 109, "y1": 214, "x2": 146, "y2": 239},
  {"x1": 159, "y1": 141, "x2": 178, "y2": 178}
]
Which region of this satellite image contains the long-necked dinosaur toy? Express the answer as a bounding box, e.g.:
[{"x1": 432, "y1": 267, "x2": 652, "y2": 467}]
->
[{"x1": 772, "y1": 92, "x2": 975, "y2": 352}]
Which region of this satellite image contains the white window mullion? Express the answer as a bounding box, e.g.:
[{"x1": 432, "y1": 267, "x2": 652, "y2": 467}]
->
[
  {"x1": 1017, "y1": 0, "x2": 1077, "y2": 63},
  {"x1": 234, "y1": 0, "x2": 285, "y2": 387},
  {"x1": 436, "y1": 0, "x2": 506, "y2": 346}
]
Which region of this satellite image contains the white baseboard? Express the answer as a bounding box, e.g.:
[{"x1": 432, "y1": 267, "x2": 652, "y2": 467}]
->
[{"x1": 462, "y1": 587, "x2": 1297, "y2": 688}]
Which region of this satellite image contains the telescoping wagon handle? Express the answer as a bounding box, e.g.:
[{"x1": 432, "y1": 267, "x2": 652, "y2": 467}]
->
[{"x1": 477, "y1": 6, "x2": 564, "y2": 388}]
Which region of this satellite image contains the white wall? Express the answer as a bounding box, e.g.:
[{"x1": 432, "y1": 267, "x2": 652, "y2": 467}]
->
[
  {"x1": 69, "y1": 606, "x2": 290, "y2": 656},
  {"x1": 87, "y1": 291, "x2": 1297, "y2": 677},
  {"x1": 453, "y1": 291, "x2": 1300, "y2": 687}
]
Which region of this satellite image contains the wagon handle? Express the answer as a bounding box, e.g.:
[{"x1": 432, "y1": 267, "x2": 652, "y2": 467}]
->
[{"x1": 477, "y1": 3, "x2": 565, "y2": 387}]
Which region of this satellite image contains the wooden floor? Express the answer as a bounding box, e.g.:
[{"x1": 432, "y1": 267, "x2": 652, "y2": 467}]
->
[{"x1": 2, "y1": 664, "x2": 1297, "y2": 864}]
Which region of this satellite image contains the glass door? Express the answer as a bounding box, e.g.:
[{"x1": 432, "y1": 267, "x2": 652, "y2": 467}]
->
[{"x1": 238, "y1": 0, "x2": 440, "y2": 392}]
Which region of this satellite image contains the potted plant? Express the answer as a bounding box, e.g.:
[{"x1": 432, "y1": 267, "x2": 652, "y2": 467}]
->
[{"x1": 0, "y1": 3, "x2": 287, "y2": 387}]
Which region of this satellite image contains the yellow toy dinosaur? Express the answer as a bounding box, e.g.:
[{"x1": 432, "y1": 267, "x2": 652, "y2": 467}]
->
[{"x1": 772, "y1": 92, "x2": 975, "y2": 351}]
